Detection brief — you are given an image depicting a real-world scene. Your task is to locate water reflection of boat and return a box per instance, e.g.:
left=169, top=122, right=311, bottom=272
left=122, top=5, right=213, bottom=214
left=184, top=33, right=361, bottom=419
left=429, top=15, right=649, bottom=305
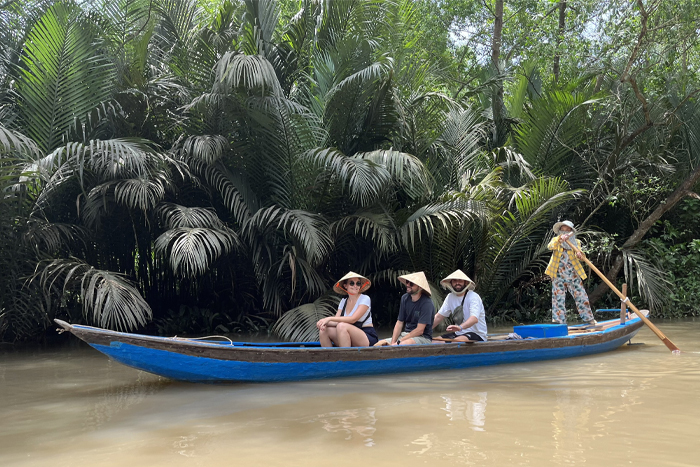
left=313, top=407, right=377, bottom=446
left=441, top=391, right=488, bottom=430
left=54, top=316, right=644, bottom=384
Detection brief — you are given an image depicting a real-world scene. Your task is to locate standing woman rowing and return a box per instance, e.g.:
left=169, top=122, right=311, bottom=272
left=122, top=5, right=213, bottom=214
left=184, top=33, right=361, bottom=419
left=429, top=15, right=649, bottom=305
left=316, top=272, right=379, bottom=347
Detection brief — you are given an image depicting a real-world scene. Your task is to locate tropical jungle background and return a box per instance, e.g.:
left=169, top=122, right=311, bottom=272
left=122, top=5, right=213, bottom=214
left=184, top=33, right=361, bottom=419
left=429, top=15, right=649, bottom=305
left=1, top=0, right=699, bottom=342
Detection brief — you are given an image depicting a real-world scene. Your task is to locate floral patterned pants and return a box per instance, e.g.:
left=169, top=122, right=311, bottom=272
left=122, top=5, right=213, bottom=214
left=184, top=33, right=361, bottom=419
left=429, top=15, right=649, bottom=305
left=551, top=252, right=594, bottom=324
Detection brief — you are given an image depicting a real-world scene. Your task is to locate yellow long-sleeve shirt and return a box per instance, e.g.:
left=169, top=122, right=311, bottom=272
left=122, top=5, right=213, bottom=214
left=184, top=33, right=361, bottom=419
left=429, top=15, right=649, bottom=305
left=545, top=236, right=587, bottom=280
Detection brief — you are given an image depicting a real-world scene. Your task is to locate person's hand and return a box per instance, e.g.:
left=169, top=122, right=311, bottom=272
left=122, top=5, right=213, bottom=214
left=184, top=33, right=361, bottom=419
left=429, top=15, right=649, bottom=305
left=316, top=317, right=329, bottom=330
left=446, top=325, right=462, bottom=332
left=575, top=251, right=585, bottom=260
left=390, top=341, right=399, bottom=346
left=559, top=233, right=571, bottom=243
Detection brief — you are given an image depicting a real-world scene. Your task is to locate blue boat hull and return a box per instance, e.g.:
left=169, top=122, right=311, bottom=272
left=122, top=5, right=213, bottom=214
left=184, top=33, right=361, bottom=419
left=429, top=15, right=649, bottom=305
left=55, top=318, right=643, bottom=383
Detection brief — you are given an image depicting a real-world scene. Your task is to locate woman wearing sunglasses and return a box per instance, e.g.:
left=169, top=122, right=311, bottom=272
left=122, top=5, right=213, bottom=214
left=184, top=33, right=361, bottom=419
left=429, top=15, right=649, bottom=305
left=316, top=272, right=378, bottom=347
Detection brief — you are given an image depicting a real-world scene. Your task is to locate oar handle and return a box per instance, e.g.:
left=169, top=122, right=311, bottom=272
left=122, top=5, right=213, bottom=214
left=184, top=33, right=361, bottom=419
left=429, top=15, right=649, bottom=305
left=563, top=238, right=680, bottom=353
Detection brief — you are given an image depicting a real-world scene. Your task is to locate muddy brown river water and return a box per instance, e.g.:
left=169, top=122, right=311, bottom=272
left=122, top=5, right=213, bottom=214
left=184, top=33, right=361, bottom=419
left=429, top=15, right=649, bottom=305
left=1, top=320, right=699, bottom=466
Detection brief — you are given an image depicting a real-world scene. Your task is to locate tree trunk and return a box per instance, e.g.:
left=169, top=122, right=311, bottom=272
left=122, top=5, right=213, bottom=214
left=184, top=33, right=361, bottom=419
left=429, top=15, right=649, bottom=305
left=588, top=163, right=700, bottom=303
left=553, top=1, right=566, bottom=83
left=491, top=0, right=505, bottom=143
left=491, top=0, right=503, bottom=66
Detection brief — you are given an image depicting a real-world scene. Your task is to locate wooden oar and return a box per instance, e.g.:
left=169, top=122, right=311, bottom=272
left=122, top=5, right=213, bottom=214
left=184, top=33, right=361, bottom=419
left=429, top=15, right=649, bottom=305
left=568, top=320, right=625, bottom=333
left=564, top=239, right=680, bottom=353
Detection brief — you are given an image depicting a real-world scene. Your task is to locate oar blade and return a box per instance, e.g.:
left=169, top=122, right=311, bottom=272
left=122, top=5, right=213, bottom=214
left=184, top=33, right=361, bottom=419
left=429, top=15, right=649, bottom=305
left=662, top=337, right=681, bottom=353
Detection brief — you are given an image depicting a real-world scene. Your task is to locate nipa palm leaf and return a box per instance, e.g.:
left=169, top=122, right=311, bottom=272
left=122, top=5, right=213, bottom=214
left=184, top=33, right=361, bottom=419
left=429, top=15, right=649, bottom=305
left=154, top=227, right=239, bottom=277
left=37, top=258, right=152, bottom=331
left=271, top=295, right=337, bottom=342
left=16, top=2, right=115, bottom=153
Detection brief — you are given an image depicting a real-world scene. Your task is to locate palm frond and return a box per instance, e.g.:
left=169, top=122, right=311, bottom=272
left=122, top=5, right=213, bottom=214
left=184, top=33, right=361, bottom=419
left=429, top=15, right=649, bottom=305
left=156, top=202, right=226, bottom=229
left=181, top=157, right=254, bottom=224
left=274, top=0, right=317, bottom=92
left=179, top=134, right=229, bottom=164
left=28, top=155, right=80, bottom=217
left=330, top=208, right=397, bottom=255
left=399, top=198, right=482, bottom=251
left=276, top=246, right=328, bottom=298
left=79, top=181, right=116, bottom=229
left=357, top=149, right=432, bottom=200
left=153, top=0, right=215, bottom=89
left=428, top=106, right=488, bottom=192
left=243, top=206, right=332, bottom=265
left=16, top=2, right=115, bottom=152
left=64, top=101, right=124, bottom=144
left=98, top=0, right=153, bottom=52
left=622, top=248, right=671, bottom=310
left=244, top=96, right=322, bottom=208
left=214, top=52, right=283, bottom=96
left=37, top=258, right=152, bottom=331
left=48, top=137, right=160, bottom=181
left=24, top=220, right=87, bottom=254
left=0, top=123, right=41, bottom=157
left=329, top=55, right=392, bottom=97
left=238, top=0, right=280, bottom=56
left=489, top=146, right=535, bottom=183
left=154, top=227, right=239, bottom=277
left=317, top=0, right=389, bottom=50
left=114, top=177, right=165, bottom=212
left=0, top=267, right=51, bottom=342
left=321, top=54, right=393, bottom=151
left=507, top=61, right=541, bottom=121
left=304, top=147, right=390, bottom=205
left=271, top=295, right=337, bottom=342
left=438, top=107, right=486, bottom=171
left=514, top=90, right=603, bottom=186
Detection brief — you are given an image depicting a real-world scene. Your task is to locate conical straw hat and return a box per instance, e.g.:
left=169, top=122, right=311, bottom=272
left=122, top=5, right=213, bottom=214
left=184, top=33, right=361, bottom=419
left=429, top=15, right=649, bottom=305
left=440, top=269, right=476, bottom=294
left=398, top=271, right=431, bottom=296
left=333, top=271, right=371, bottom=295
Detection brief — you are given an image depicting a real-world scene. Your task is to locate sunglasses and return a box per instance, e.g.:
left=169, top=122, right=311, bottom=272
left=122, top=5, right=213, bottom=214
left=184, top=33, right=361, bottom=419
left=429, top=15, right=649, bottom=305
left=405, top=281, right=415, bottom=287
left=346, top=280, right=362, bottom=287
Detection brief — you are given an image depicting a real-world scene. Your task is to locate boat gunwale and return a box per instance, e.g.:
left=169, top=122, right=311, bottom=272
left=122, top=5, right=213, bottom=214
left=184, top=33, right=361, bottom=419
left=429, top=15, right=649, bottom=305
left=55, top=318, right=644, bottom=364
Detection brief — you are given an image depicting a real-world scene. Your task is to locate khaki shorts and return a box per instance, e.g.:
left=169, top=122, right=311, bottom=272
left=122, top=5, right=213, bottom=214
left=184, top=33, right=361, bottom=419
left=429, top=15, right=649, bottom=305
left=381, top=331, right=432, bottom=345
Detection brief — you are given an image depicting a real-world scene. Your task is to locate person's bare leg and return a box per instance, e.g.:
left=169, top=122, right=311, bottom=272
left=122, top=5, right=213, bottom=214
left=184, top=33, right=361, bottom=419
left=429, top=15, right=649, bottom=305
left=319, top=328, right=332, bottom=347
left=319, top=326, right=338, bottom=347
left=453, top=335, right=472, bottom=342
left=334, top=324, right=350, bottom=347
left=336, top=323, right=369, bottom=347
left=346, top=324, right=370, bottom=347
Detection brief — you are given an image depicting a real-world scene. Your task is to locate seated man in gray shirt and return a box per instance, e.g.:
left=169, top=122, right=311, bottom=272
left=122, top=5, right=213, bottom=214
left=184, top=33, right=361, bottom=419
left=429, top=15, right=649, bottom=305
left=376, top=271, right=434, bottom=346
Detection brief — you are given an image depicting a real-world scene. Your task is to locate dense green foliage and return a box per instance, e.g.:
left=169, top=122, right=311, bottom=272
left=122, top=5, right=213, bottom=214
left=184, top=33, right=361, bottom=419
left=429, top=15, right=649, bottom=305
left=644, top=199, right=700, bottom=318
left=1, top=0, right=699, bottom=342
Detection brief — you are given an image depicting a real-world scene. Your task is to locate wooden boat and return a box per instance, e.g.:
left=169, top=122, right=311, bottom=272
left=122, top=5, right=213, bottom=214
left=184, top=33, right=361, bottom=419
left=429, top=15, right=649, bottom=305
left=54, top=315, right=644, bottom=384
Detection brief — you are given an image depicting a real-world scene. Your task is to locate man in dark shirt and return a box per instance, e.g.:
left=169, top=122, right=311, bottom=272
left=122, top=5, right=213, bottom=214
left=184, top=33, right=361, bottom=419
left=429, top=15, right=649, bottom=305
left=384, top=272, right=434, bottom=345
